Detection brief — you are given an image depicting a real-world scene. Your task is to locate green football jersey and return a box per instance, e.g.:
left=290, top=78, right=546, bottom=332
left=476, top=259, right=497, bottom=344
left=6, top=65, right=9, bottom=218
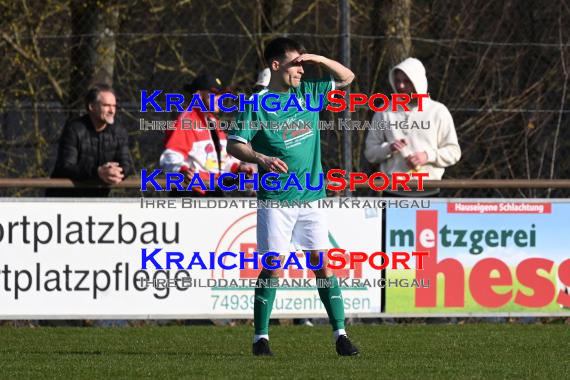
left=229, top=77, right=334, bottom=201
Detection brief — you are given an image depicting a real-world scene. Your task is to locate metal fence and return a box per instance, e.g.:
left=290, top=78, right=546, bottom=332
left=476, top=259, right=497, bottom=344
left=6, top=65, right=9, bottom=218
left=1, top=0, right=569, bottom=198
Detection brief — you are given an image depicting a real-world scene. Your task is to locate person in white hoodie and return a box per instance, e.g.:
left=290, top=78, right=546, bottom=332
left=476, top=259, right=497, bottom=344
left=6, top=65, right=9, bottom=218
left=364, top=57, right=461, bottom=196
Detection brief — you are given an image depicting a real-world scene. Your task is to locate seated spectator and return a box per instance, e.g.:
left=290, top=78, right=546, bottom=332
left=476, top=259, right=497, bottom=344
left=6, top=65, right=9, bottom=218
left=46, top=83, right=134, bottom=197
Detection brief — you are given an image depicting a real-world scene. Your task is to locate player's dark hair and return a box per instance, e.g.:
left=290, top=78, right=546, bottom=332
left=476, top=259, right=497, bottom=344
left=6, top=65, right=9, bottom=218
left=264, top=37, right=307, bottom=65
left=85, top=83, right=115, bottom=111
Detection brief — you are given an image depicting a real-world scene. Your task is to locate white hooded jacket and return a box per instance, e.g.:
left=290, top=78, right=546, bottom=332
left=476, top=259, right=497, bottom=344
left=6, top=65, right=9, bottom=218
left=364, top=58, right=461, bottom=182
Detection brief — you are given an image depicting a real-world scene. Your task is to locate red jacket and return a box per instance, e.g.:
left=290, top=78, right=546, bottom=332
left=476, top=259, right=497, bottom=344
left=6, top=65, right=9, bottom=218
left=159, top=109, right=240, bottom=177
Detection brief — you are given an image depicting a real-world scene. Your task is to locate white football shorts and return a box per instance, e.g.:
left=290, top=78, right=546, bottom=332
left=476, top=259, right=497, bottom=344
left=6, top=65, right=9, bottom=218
left=256, top=206, right=329, bottom=256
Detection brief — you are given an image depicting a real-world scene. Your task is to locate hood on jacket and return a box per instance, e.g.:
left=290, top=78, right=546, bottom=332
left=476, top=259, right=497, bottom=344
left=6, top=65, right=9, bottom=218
left=389, top=57, right=428, bottom=95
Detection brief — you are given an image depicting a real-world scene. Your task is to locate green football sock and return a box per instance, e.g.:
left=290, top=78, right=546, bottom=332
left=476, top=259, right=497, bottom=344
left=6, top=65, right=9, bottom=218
left=253, top=272, right=278, bottom=335
left=317, top=275, right=346, bottom=331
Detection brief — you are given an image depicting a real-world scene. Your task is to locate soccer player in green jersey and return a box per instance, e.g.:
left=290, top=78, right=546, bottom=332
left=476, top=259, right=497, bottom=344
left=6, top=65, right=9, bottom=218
left=227, top=37, right=358, bottom=356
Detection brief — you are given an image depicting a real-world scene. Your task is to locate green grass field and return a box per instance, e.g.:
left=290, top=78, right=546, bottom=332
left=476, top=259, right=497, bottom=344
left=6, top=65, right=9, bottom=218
left=0, top=324, right=568, bottom=379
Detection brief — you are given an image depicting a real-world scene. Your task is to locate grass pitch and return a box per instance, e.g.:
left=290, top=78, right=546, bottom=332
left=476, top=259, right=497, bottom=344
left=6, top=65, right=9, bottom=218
left=0, top=324, right=568, bottom=379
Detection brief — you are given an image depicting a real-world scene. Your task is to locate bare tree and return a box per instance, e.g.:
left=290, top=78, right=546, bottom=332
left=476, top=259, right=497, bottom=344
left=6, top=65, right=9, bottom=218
left=69, top=0, right=119, bottom=114
left=384, top=0, right=413, bottom=66
left=0, top=0, right=568, bottom=198
left=262, top=0, right=294, bottom=34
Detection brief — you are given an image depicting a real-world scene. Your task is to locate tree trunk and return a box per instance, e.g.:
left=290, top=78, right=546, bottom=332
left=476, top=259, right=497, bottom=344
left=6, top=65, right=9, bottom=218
left=69, top=0, right=119, bottom=115
left=384, top=0, right=413, bottom=67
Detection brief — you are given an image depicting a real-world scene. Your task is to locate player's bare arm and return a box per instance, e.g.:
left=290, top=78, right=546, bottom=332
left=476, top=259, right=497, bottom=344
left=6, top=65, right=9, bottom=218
left=292, top=53, right=355, bottom=89
left=227, top=140, right=288, bottom=173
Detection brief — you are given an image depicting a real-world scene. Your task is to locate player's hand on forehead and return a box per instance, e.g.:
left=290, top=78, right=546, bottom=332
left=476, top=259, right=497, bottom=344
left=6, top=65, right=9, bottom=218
left=291, top=53, right=324, bottom=65
left=281, top=52, right=303, bottom=68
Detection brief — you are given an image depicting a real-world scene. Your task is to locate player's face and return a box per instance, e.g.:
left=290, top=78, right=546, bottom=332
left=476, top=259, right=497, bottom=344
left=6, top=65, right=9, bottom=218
left=91, top=91, right=116, bottom=125
left=393, top=69, right=416, bottom=96
left=279, top=51, right=304, bottom=88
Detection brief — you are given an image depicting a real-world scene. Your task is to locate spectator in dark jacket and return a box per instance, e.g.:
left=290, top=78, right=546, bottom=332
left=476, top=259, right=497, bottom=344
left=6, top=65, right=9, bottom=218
left=46, top=84, right=134, bottom=197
